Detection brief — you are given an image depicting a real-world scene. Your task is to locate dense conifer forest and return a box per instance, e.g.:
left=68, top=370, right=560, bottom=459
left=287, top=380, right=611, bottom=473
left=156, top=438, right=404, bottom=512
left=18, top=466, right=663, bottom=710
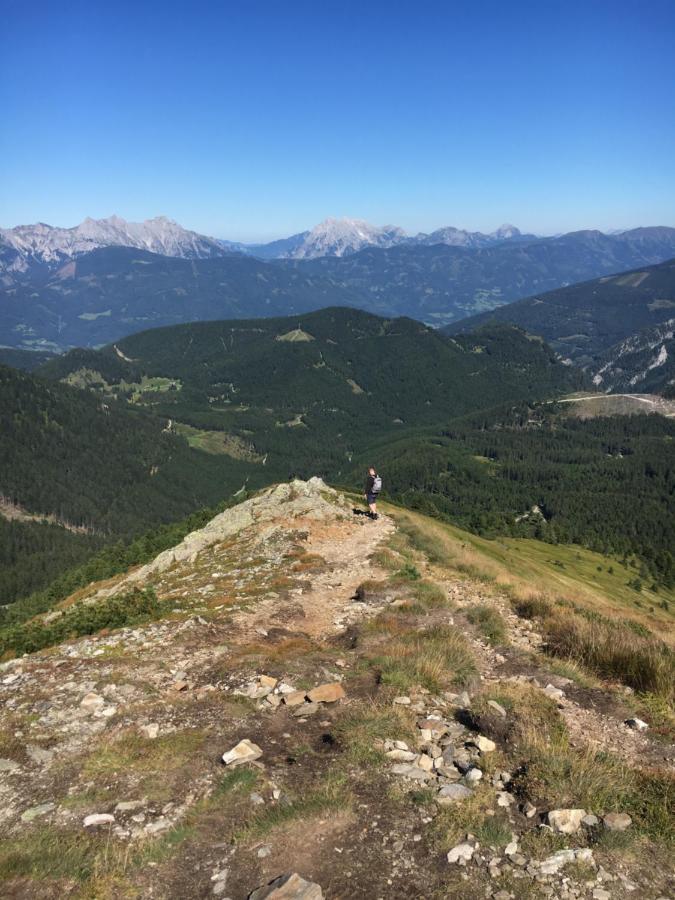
left=1, top=307, right=672, bottom=612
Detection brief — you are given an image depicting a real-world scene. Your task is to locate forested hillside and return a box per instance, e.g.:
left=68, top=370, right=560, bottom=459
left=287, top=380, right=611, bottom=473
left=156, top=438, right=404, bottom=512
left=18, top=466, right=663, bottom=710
left=365, top=403, right=675, bottom=588
left=40, top=308, right=583, bottom=477
left=0, top=364, right=269, bottom=604
left=446, top=257, right=675, bottom=372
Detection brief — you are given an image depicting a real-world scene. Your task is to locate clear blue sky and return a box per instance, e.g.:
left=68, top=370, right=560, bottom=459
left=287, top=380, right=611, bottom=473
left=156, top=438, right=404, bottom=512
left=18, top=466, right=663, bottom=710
left=2, top=0, right=674, bottom=241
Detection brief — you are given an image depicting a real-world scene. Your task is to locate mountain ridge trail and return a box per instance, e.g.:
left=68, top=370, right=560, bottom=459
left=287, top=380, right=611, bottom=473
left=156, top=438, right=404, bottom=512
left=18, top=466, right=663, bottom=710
left=1, top=479, right=673, bottom=899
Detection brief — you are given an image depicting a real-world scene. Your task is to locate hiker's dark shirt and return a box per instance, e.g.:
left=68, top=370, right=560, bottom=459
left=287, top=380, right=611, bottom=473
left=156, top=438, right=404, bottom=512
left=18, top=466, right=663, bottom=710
left=365, top=474, right=375, bottom=494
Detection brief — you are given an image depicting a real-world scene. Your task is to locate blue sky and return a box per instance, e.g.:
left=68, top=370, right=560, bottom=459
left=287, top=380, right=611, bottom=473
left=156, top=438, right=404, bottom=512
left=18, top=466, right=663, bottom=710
left=2, top=0, right=674, bottom=241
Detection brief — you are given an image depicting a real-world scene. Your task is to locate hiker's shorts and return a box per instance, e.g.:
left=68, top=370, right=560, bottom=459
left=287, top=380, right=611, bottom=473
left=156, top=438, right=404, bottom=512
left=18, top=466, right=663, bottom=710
left=366, top=492, right=378, bottom=504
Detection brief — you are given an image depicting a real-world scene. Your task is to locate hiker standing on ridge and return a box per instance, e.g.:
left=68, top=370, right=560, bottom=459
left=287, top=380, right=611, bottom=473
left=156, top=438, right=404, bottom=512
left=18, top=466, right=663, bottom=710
left=364, top=466, right=382, bottom=520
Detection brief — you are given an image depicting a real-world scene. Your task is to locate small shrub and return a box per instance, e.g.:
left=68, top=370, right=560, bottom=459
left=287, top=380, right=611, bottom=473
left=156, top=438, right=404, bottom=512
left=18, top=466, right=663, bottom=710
left=512, top=594, right=552, bottom=620
left=395, top=562, right=421, bottom=581
left=0, top=588, right=166, bottom=657
left=465, top=604, right=507, bottom=645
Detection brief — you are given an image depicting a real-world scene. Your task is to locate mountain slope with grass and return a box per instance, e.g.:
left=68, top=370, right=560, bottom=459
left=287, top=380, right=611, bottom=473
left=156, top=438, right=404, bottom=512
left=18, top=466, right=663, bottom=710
left=0, top=479, right=672, bottom=900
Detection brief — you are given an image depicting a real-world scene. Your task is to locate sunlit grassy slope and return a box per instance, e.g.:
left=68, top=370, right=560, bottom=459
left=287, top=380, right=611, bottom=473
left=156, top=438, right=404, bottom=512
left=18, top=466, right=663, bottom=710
left=382, top=502, right=675, bottom=641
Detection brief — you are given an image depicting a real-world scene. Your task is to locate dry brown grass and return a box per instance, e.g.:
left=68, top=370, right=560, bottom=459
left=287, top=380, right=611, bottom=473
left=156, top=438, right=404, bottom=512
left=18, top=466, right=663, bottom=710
left=513, top=596, right=675, bottom=703
left=370, top=624, right=476, bottom=693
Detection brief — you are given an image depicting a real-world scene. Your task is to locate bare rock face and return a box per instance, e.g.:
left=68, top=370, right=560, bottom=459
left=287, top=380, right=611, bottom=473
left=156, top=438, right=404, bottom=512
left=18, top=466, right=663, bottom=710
left=548, top=808, right=586, bottom=834
left=248, top=871, right=323, bottom=899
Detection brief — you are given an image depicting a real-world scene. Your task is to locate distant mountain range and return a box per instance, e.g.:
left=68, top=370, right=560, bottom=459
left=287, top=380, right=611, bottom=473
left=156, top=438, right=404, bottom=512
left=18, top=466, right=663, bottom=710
left=2, top=214, right=675, bottom=352
left=445, top=257, right=675, bottom=397
left=0, top=216, right=229, bottom=274
left=0, top=215, right=536, bottom=271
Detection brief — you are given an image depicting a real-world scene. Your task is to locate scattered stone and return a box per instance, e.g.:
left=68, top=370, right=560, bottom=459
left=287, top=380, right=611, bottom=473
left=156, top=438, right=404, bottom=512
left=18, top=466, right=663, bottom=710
left=496, top=792, right=514, bottom=807
left=456, top=691, right=471, bottom=708
left=487, top=700, right=507, bottom=717
left=307, top=683, right=345, bottom=703
left=259, top=675, right=277, bottom=689
left=222, top=739, right=263, bottom=767
left=385, top=749, right=417, bottom=763
left=293, top=702, right=321, bottom=717
left=470, top=735, right=496, bottom=753
left=603, top=812, right=632, bottom=831
left=141, top=723, right=160, bottom=739
left=548, top=808, right=586, bottom=834
left=115, top=800, right=146, bottom=812
left=21, top=802, right=56, bottom=822
left=437, top=784, right=473, bottom=804
left=80, top=692, right=105, bottom=712
left=393, top=696, right=411, bottom=706
left=0, top=758, right=21, bottom=773
left=248, top=871, right=323, bottom=899
left=446, top=841, right=476, bottom=865
left=523, top=801, right=537, bottom=818
left=391, top=764, right=432, bottom=781
left=170, top=680, right=189, bottom=692
left=283, top=691, right=307, bottom=707
left=26, top=745, right=54, bottom=766
left=83, top=813, right=115, bottom=828
left=625, top=717, right=648, bottom=731
left=582, top=814, right=600, bottom=827
left=592, top=890, right=611, bottom=900
left=544, top=684, right=564, bottom=700
left=465, top=768, right=483, bottom=784
left=257, top=845, right=272, bottom=858
left=538, top=847, right=593, bottom=876
left=417, top=754, right=434, bottom=772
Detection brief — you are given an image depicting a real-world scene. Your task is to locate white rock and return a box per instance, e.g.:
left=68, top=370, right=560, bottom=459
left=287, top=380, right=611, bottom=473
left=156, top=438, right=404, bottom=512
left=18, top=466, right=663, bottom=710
left=141, top=723, right=160, bottom=739
left=385, top=749, right=416, bottom=762
left=222, top=739, right=263, bottom=767
left=447, top=841, right=476, bottom=865
left=470, top=735, right=496, bottom=753
left=80, top=692, right=105, bottom=712
left=544, top=683, right=565, bottom=700
left=83, top=813, right=115, bottom=827
left=548, top=808, right=586, bottom=834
